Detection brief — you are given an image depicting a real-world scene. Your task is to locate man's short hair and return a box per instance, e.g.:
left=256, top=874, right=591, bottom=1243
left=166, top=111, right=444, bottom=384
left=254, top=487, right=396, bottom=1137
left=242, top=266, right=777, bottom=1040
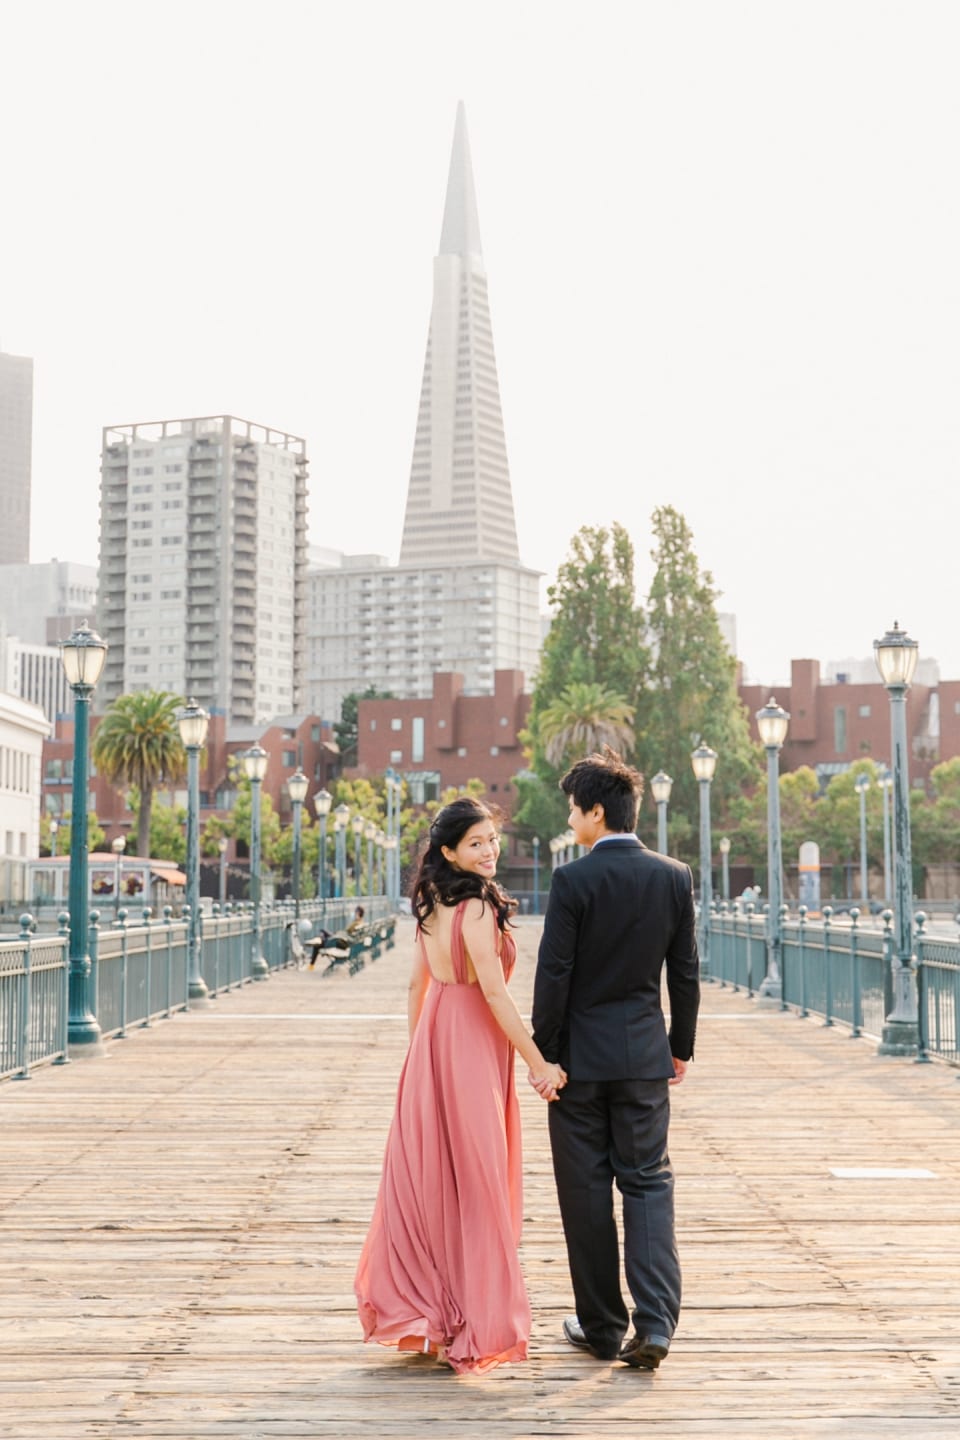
left=560, top=748, right=644, bottom=833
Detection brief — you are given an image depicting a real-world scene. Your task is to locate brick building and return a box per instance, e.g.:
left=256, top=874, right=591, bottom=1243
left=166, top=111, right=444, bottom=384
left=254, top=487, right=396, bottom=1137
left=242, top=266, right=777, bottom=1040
left=354, top=669, right=530, bottom=814
left=739, top=658, right=942, bottom=784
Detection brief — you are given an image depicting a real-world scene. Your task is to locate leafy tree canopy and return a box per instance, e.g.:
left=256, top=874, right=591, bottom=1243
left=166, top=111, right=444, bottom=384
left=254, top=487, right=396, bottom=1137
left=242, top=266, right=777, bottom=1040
left=92, top=691, right=186, bottom=858
left=333, top=687, right=394, bottom=767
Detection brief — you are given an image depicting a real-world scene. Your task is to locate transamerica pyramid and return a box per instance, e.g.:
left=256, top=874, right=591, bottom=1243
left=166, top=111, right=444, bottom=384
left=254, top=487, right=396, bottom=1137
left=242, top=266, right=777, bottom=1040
left=399, top=103, right=521, bottom=566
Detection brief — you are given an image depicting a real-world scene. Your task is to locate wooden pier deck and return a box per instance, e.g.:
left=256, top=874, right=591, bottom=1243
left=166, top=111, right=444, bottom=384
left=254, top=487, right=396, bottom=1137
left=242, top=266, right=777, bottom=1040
left=3, top=919, right=960, bottom=1439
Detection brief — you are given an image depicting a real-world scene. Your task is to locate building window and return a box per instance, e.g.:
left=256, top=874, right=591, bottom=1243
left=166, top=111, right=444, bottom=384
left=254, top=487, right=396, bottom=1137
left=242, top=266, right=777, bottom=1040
left=391, top=718, right=403, bottom=731
left=500, top=716, right=509, bottom=726
left=369, top=719, right=377, bottom=731
left=457, top=747, right=467, bottom=758
left=834, top=706, right=847, bottom=754
left=282, top=750, right=296, bottom=767
left=311, top=725, right=320, bottom=742
left=390, top=749, right=403, bottom=764
left=490, top=746, right=499, bottom=757
left=412, top=717, right=425, bottom=763
left=858, top=705, right=871, bottom=718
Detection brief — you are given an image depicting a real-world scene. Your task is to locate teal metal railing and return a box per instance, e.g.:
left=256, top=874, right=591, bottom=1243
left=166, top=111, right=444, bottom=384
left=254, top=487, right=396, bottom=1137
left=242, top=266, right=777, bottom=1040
left=710, top=901, right=960, bottom=1064
left=0, top=914, right=69, bottom=1079
left=1, top=895, right=395, bottom=1076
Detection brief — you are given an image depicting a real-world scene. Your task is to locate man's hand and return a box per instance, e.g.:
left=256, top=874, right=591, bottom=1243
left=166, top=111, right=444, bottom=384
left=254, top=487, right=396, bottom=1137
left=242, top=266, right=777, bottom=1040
left=669, top=1057, right=687, bottom=1086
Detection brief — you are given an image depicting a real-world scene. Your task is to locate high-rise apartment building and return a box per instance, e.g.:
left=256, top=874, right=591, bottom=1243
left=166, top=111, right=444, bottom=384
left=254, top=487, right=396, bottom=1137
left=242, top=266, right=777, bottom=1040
left=307, top=105, right=540, bottom=721
left=0, top=350, right=33, bottom=564
left=97, top=415, right=308, bottom=723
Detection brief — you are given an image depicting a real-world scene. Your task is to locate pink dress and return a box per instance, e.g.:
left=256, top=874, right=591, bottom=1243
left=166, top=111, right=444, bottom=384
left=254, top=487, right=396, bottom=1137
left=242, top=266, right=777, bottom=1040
left=355, top=902, right=530, bottom=1374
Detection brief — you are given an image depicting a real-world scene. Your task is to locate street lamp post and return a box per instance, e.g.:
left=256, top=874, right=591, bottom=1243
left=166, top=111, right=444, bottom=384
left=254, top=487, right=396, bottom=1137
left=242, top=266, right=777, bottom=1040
left=60, top=620, right=108, bottom=1054
left=178, top=698, right=210, bottom=1006
left=287, top=769, right=308, bottom=921
left=549, top=836, right=562, bottom=872
left=532, top=835, right=541, bottom=916
left=756, top=698, right=790, bottom=1003
left=352, top=811, right=365, bottom=896
left=855, top=772, right=870, bottom=907
left=691, top=743, right=718, bottom=978
left=218, top=836, right=228, bottom=907
left=374, top=829, right=385, bottom=895
left=564, top=828, right=576, bottom=865
left=650, top=771, right=673, bottom=855
left=49, top=819, right=59, bottom=857
left=880, top=768, right=893, bottom=905
left=334, top=803, right=350, bottom=899
left=242, top=744, right=269, bottom=980
left=313, top=788, right=332, bottom=909
left=385, top=834, right=398, bottom=907
left=874, top=622, right=920, bottom=1055
left=719, top=836, right=731, bottom=902
left=111, top=834, right=126, bottom=920
left=365, top=820, right=376, bottom=898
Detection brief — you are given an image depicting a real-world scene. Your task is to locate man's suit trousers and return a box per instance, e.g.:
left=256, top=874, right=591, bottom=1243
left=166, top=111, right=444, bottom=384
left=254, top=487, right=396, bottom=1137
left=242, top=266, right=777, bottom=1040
left=547, top=1077, right=681, bottom=1354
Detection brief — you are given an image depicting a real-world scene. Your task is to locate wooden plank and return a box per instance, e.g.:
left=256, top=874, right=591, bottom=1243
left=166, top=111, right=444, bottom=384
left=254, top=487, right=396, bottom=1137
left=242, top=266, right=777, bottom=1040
left=1, top=919, right=960, bottom=1437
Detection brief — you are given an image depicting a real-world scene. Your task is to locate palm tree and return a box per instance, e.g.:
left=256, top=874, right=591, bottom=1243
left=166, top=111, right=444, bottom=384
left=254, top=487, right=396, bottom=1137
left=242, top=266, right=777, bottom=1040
left=92, top=691, right=187, bottom=858
left=538, top=682, right=636, bottom=769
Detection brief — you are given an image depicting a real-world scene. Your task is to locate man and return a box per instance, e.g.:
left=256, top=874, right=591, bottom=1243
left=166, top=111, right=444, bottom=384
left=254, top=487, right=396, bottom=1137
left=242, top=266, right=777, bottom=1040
left=531, top=748, right=700, bottom=1370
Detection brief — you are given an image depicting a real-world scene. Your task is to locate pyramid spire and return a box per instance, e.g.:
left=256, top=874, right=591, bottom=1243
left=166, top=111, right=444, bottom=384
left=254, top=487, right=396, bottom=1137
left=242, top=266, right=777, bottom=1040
left=439, top=101, right=483, bottom=259
left=399, top=106, right=519, bottom=567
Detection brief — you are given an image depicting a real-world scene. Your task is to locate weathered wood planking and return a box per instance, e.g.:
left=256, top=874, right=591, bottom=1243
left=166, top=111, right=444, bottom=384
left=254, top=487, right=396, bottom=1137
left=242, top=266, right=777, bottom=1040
left=2, top=919, right=960, bottom=1438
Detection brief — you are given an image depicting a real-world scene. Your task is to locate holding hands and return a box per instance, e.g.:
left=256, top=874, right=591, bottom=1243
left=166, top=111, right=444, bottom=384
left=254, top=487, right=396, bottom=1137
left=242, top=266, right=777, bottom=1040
left=527, top=1061, right=567, bottom=1103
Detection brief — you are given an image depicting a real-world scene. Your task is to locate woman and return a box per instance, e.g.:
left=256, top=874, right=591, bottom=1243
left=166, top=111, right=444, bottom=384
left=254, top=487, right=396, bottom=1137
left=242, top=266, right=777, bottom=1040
left=355, top=797, right=566, bottom=1374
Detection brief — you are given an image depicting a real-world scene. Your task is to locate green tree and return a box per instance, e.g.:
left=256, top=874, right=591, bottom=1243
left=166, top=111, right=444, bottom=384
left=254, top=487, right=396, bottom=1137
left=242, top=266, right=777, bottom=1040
left=634, top=506, right=757, bottom=842
left=92, top=691, right=186, bottom=858
left=538, top=682, right=635, bottom=769
left=911, top=758, right=960, bottom=866
left=43, top=811, right=105, bottom=856
left=517, top=523, right=648, bottom=840
left=333, top=687, right=394, bottom=767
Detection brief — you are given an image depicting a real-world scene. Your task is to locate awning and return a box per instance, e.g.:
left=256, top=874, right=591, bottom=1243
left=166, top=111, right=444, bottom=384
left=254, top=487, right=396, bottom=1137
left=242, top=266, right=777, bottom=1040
left=150, top=867, right=186, bottom=887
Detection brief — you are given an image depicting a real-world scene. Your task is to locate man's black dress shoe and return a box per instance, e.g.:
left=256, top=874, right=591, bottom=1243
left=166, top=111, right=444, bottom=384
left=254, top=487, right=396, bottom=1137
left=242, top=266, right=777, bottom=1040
left=619, top=1332, right=670, bottom=1370
left=562, top=1316, right=621, bottom=1362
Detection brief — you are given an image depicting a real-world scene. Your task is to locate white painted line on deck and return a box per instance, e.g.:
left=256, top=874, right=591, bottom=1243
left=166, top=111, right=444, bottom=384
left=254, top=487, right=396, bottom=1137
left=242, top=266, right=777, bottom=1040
left=199, top=1013, right=407, bottom=1021
left=829, top=1167, right=938, bottom=1179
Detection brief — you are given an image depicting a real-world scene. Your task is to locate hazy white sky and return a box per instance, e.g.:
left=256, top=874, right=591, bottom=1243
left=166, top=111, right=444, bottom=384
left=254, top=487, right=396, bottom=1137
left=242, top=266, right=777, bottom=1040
left=2, top=0, right=957, bottom=686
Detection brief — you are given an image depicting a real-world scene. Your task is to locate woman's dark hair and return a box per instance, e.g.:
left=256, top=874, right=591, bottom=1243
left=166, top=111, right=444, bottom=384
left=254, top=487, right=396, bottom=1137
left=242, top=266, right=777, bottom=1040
left=560, top=747, right=643, bottom=832
left=411, top=796, right=516, bottom=932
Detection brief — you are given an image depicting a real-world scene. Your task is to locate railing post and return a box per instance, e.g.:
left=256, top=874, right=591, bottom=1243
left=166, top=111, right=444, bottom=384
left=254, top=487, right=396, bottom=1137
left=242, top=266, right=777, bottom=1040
left=914, top=911, right=931, bottom=1063
left=797, top=905, right=808, bottom=1018
left=163, top=905, right=174, bottom=1017
left=850, top=906, right=862, bottom=1037
left=778, top=903, right=790, bottom=1010
left=14, top=913, right=34, bottom=1080
left=117, top=908, right=129, bottom=1039
left=210, top=903, right=221, bottom=997
left=53, top=911, right=70, bottom=1063
left=89, top=910, right=101, bottom=1025
left=822, top=905, right=834, bottom=1026
left=142, top=907, right=153, bottom=1027
left=879, top=908, right=894, bottom=1047
left=745, top=900, right=755, bottom=996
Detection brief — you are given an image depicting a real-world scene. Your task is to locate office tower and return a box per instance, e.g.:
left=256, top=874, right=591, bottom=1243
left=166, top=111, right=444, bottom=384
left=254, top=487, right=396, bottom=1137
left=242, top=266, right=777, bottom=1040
left=97, top=415, right=308, bottom=723
left=0, top=350, right=33, bottom=564
left=399, top=102, right=520, bottom=567
left=307, top=105, right=540, bottom=721
left=0, top=559, right=97, bottom=647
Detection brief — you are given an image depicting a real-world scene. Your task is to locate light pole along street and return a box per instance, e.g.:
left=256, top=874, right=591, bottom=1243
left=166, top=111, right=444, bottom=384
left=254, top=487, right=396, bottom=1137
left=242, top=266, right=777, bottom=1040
left=690, top=743, right=717, bottom=979
left=287, top=769, right=309, bottom=922
left=650, top=770, right=672, bottom=856
left=242, top=744, right=269, bottom=980
left=756, top=697, right=790, bottom=1004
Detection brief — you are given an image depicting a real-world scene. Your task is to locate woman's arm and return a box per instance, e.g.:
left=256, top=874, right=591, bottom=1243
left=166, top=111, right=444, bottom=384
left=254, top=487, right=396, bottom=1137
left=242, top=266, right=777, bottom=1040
left=461, top=901, right=566, bottom=1099
left=407, top=943, right=431, bottom=1042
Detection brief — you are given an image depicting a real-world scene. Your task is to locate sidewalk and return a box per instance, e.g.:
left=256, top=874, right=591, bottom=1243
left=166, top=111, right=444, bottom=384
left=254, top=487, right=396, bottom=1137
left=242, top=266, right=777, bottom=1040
left=2, top=919, right=960, bottom=1438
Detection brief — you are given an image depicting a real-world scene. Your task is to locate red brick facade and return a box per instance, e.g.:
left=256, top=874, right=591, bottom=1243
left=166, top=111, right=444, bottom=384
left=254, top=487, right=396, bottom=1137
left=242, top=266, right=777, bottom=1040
left=740, top=659, right=940, bottom=782
left=353, top=670, right=531, bottom=814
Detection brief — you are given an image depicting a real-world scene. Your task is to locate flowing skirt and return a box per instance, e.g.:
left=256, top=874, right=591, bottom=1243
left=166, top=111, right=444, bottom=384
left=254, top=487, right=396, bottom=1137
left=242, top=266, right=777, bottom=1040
left=355, top=979, right=530, bottom=1373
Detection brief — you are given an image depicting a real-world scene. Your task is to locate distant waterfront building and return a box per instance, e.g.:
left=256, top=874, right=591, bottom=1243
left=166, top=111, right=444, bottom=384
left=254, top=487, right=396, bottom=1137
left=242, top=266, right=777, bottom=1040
left=0, top=636, right=71, bottom=732
left=0, top=349, right=33, bottom=564
left=97, top=415, right=308, bottom=723
left=306, top=104, right=540, bottom=721
left=0, top=558, right=97, bottom=647
left=0, top=691, right=49, bottom=882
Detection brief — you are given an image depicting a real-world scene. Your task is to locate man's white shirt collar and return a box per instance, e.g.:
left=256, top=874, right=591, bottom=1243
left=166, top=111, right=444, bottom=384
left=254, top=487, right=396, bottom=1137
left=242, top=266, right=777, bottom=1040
left=591, top=833, right=640, bottom=847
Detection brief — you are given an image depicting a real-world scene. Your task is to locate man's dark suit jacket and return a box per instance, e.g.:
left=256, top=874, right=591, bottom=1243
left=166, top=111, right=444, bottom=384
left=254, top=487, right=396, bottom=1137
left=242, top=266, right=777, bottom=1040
left=532, top=837, right=700, bottom=1082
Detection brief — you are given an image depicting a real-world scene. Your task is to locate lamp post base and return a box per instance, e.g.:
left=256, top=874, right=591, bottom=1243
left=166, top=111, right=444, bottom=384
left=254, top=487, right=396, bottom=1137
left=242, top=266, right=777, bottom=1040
left=877, top=1019, right=919, bottom=1057
left=251, top=953, right=269, bottom=981
left=188, top=977, right=211, bottom=1008
left=755, top=975, right=783, bottom=1007
left=67, top=1020, right=105, bottom=1058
